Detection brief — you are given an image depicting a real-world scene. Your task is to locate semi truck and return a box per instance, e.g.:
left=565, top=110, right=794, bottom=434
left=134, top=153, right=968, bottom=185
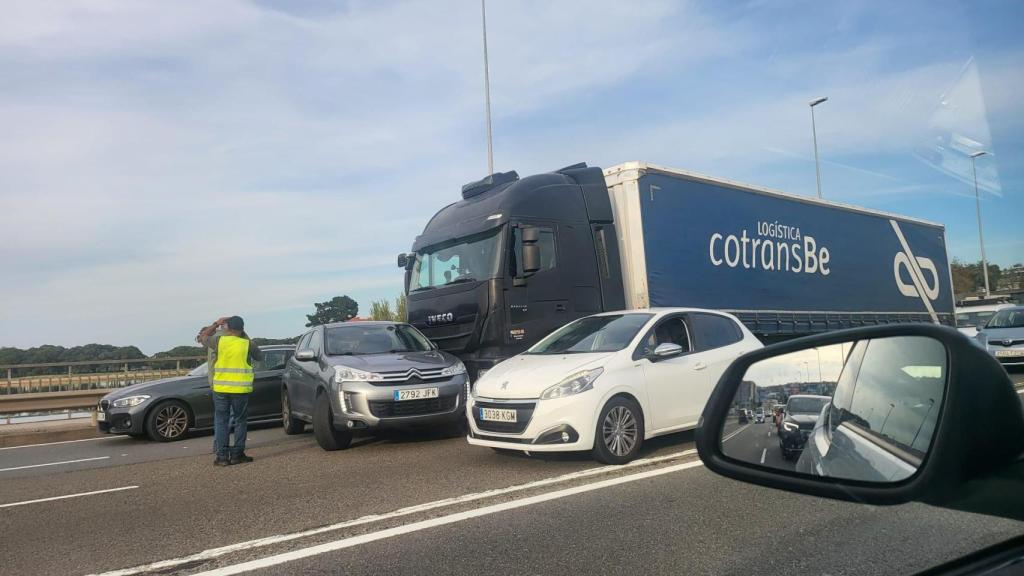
left=397, top=161, right=954, bottom=380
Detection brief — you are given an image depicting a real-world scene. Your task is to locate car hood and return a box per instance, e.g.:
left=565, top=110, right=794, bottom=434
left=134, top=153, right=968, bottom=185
left=474, top=352, right=613, bottom=399
left=980, top=327, right=1024, bottom=341
left=323, top=350, right=457, bottom=372
left=102, top=374, right=207, bottom=401
left=786, top=413, right=820, bottom=426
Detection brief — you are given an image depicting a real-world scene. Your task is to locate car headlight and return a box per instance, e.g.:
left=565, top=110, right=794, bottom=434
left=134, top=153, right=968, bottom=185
left=782, top=421, right=799, bottom=431
left=540, top=368, right=603, bottom=400
left=441, top=361, right=467, bottom=377
left=334, top=366, right=383, bottom=383
left=112, top=395, right=150, bottom=408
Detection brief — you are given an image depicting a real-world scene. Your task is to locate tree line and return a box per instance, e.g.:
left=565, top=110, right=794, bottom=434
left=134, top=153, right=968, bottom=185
left=951, top=260, right=1024, bottom=298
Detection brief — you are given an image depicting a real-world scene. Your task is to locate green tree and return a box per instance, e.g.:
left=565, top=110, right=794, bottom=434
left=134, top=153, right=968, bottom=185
left=395, top=293, right=407, bottom=322
left=369, top=298, right=395, bottom=321
left=305, top=295, right=359, bottom=327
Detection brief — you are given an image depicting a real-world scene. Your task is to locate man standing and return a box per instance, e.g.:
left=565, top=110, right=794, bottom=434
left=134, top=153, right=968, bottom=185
left=196, top=316, right=262, bottom=466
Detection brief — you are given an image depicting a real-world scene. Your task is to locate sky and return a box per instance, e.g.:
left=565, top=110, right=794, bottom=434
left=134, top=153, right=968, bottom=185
left=1, top=0, right=1022, bottom=354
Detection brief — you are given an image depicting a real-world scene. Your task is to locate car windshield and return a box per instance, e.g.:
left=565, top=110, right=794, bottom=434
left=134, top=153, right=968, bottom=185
left=325, top=324, right=433, bottom=356
left=956, top=311, right=997, bottom=327
left=787, top=397, right=829, bottom=415
left=985, top=309, right=1024, bottom=329
left=187, top=363, right=208, bottom=377
left=410, top=230, right=502, bottom=291
left=527, top=314, right=652, bottom=355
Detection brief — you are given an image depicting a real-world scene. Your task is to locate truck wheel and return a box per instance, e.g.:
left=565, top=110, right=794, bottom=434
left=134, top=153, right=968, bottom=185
left=145, top=400, right=191, bottom=442
left=592, top=397, right=644, bottom=465
left=314, top=393, right=352, bottom=451
left=281, top=388, right=305, bottom=435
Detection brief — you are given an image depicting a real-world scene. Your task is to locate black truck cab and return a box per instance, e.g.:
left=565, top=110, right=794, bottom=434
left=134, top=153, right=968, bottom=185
left=398, top=163, right=625, bottom=380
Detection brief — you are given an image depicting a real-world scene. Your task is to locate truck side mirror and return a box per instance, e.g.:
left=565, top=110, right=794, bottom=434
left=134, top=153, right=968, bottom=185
left=397, top=253, right=408, bottom=268
left=520, top=225, right=541, bottom=277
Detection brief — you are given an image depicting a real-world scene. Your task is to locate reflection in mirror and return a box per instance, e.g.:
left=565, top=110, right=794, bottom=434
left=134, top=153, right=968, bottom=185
left=720, top=336, right=946, bottom=483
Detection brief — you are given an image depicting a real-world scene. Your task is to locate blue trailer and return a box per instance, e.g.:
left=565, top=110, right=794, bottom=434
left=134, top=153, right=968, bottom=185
left=400, top=161, right=954, bottom=378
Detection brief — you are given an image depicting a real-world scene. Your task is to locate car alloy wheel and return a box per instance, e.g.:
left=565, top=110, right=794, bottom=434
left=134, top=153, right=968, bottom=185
left=155, top=404, right=188, bottom=439
left=602, top=405, right=638, bottom=457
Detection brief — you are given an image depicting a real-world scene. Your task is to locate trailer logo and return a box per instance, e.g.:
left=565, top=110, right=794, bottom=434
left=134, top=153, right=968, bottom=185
left=426, top=312, right=455, bottom=326
left=890, top=220, right=939, bottom=323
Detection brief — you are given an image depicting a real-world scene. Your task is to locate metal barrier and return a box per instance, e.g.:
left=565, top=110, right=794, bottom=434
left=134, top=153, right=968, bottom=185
left=0, top=356, right=205, bottom=416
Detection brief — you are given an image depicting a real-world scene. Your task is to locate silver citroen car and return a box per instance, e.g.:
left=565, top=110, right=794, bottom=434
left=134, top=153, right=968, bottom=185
left=281, top=321, right=469, bottom=450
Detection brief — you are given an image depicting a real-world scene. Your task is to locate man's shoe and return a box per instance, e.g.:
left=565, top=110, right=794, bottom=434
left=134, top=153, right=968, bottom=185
left=229, top=453, right=254, bottom=465
left=214, top=457, right=230, bottom=467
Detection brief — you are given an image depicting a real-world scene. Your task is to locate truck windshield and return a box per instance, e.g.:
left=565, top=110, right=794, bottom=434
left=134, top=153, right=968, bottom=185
left=325, top=324, right=433, bottom=355
left=410, top=229, right=502, bottom=291
left=527, top=314, right=653, bottom=355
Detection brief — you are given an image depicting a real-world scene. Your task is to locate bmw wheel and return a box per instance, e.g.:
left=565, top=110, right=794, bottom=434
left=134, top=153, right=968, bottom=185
left=592, top=397, right=644, bottom=465
left=145, top=400, right=191, bottom=442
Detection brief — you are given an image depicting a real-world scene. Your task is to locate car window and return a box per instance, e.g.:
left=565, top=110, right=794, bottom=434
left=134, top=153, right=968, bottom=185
left=689, top=313, right=742, bottom=351
left=829, top=341, right=868, bottom=434
left=836, top=337, right=946, bottom=455
left=256, top=350, right=289, bottom=371
left=637, top=316, right=691, bottom=357
left=296, top=332, right=313, bottom=353
left=309, top=329, right=322, bottom=356
left=528, top=314, right=653, bottom=354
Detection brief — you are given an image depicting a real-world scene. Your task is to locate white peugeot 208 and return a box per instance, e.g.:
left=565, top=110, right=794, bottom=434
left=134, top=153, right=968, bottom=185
left=466, top=308, right=762, bottom=464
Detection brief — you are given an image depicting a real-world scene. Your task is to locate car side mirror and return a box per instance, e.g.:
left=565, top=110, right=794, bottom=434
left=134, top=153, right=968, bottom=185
left=695, top=324, right=1024, bottom=516
left=650, top=343, right=683, bottom=360
left=294, top=349, right=315, bottom=362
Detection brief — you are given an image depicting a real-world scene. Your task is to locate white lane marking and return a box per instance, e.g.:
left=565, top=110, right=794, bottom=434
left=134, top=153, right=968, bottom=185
left=760, top=448, right=767, bottom=464
left=89, top=448, right=697, bottom=576
left=0, top=456, right=109, bottom=472
left=721, top=424, right=749, bottom=443
left=0, top=486, right=138, bottom=509
left=191, top=460, right=706, bottom=576
left=0, top=436, right=116, bottom=451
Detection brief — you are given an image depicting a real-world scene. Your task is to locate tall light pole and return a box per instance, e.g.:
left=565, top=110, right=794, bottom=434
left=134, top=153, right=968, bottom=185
left=809, top=96, right=828, bottom=199
left=970, top=150, right=990, bottom=296
left=481, top=0, right=494, bottom=175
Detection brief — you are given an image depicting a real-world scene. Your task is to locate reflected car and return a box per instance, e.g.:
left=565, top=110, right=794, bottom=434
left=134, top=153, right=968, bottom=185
left=755, top=409, right=765, bottom=423
left=282, top=321, right=469, bottom=451
left=97, top=345, right=295, bottom=441
left=795, top=336, right=947, bottom=481
left=778, top=394, right=830, bottom=460
left=973, top=306, right=1024, bottom=367
left=467, top=308, right=761, bottom=464
left=738, top=408, right=749, bottom=424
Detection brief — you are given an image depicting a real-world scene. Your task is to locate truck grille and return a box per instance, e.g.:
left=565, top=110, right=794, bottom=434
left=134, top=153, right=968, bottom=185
left=472, top=400, right=535, bottom=434
left=368, top=395, right=457, bottom=418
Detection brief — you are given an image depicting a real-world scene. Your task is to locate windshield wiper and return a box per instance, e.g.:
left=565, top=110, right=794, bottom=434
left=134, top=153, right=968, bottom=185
left=444, top=277, right=477, bottom=286
left=410, top=286, right=437, bottom=293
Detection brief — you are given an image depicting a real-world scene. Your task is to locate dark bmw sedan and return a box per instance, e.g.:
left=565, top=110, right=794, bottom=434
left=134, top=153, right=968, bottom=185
left=282, top=321, right=468, bottom=451
left=97, top=345, right=295, bottom=441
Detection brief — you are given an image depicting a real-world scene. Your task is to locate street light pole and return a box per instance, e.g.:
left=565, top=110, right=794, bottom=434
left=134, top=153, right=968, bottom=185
left=809, top=96, right=828, bottom=199
left=970, top=150, right=990, bottom=296
left=481, top=0, right=494, bottom=176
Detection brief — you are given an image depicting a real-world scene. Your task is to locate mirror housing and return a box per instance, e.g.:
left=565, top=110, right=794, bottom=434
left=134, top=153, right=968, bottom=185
left=294, top=349, right=316, bottom=362
left=397, top=253, right=408, bottom=268
left=696, top=324, right=1024, bottom=511
left=651, top=342, right=683, bottom=360
left=520, top=225, right=541, bottom=277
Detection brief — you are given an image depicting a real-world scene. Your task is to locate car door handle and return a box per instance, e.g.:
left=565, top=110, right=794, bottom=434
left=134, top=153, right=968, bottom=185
left=694, top=362, right=707, bottom=371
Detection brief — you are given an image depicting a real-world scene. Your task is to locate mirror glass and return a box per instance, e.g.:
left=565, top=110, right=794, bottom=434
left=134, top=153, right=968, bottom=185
left=720, top=336, right=947, bottom=483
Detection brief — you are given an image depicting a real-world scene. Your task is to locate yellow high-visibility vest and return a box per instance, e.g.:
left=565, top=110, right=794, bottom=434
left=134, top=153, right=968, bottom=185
left=212, top=335, right=254, bottom=394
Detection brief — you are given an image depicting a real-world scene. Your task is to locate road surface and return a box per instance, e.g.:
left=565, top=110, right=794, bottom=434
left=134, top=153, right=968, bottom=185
left=1, top=418, right=1022, bottom=576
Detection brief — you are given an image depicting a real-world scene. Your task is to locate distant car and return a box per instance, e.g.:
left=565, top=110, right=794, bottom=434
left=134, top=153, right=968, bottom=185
left=755, top=409, right=765, bottom=423
left=738, top=409, right=749, bottom=424
left=467, top=308, right=763, bottom=464
left=97, top=345, right=295, bottom=441
left=282, top=321, right=469, bottom=451
left=778, top=394, right=830, bottom=460
left=973, top=306, right=1024, bottom=367
left=956, top=304, right=1012, bottom=338
left=796, top=336, right=946, bottom=480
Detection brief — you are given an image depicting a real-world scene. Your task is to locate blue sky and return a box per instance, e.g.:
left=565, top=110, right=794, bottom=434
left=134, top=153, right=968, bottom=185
left=1, top=0, right=1021, bottom=353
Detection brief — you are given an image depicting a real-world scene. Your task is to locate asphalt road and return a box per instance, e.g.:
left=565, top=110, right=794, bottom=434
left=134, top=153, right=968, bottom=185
left=1, top=416, right=1022, bottom=576
left=721, top=420, right=796, bottom=472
